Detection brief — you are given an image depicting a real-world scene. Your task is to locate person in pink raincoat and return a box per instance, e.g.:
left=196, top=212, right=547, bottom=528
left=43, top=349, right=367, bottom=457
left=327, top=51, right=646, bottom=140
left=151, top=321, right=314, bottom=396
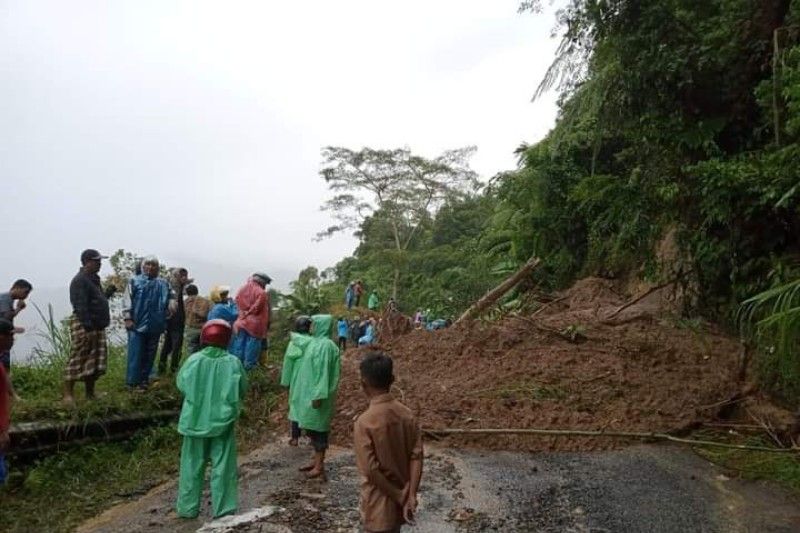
left=231, top=273, right=271, bottom=370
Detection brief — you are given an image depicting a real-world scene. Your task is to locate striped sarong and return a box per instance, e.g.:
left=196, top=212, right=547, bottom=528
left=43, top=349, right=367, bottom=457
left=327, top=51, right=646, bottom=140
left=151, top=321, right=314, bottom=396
left=64, top=315, right=108, bottom=382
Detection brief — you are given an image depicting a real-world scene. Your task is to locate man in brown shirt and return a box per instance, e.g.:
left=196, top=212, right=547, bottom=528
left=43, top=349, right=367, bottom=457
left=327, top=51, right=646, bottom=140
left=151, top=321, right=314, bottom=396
left=183, top=284, right=211, bottom=355
left=354, top=352, right=423, bottom=533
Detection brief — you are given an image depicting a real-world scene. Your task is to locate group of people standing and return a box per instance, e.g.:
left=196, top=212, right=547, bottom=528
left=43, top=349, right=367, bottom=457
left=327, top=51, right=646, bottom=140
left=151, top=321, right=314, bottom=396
left=120, top=256, right=272, bottom=392
left=336, top=315, right=378, bottom=348
left=345, top=280, right=381, bottom=312
left=174, top=309, right=423, bottom=532
left=1, top=253, right=425, bottom=532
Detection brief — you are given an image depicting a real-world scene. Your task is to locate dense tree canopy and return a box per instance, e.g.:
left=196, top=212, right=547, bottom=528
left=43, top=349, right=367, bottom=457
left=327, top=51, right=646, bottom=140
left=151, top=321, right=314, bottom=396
left=296, top=0, right=800, bottom=400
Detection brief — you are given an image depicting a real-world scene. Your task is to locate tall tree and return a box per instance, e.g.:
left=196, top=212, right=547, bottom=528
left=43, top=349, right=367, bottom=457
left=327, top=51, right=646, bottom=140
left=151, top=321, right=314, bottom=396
left=318, top=146, right=479, bottom=299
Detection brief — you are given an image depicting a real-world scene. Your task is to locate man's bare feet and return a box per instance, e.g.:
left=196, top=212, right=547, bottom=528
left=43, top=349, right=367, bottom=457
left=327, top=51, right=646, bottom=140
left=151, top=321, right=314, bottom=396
left=289, top=438, right=298, bottom=447
left=298, top=463, right=315, bottom=472
left=305, top=468, right=327, bottom=481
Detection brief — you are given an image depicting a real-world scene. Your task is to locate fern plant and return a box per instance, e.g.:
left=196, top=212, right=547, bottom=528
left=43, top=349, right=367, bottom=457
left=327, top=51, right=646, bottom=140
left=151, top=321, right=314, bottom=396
left=740, top=278, right=800, bottom=400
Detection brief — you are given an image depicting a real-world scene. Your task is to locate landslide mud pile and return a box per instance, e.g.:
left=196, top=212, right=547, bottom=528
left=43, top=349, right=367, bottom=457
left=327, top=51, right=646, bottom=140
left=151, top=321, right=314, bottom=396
left=331, top=278, right=746, bottom=452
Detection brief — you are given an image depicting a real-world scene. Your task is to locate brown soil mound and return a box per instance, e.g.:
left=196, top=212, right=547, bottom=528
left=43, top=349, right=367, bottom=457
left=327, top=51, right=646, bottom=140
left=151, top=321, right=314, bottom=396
left=331, top=278, right=748, bottom=452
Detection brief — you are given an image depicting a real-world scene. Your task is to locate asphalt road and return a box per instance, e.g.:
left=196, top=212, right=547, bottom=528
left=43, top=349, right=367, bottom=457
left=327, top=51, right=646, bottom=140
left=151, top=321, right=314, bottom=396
left=78, top=440, right=800, bottom=533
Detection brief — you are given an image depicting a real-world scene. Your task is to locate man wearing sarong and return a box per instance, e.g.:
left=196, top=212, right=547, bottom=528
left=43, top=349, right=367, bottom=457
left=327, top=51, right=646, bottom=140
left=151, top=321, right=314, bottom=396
left=124, top=256, right=173, bottom=390
left=231, top=273, right=271, bottom=371
left=290, top=314, right=341, bottom=480
left=63, top=249, right=113, bottom=405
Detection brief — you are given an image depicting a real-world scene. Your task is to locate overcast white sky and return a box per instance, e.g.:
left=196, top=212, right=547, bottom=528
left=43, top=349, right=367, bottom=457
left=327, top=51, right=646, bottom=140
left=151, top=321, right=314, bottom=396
left=1, top=0, right=561, bottom=305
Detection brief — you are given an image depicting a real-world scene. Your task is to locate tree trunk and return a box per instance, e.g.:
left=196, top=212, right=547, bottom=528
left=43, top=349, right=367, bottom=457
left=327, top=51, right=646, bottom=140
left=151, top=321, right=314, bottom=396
left=455, top=257, right=541, bottom=324
left=392, top=267, right=400, bottom=301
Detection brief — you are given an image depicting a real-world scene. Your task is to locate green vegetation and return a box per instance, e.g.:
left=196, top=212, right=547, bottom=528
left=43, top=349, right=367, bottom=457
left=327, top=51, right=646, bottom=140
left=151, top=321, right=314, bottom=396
left=289, top=1, right=800, bottom=405
left=697, top=435, right=800, bottom=494
left=2, top=426, right=181, bottom=533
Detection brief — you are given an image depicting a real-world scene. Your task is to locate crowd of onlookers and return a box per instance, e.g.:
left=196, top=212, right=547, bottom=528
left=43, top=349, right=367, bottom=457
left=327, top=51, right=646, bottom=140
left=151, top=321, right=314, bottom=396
left=1, top=250, right=426, bottom=532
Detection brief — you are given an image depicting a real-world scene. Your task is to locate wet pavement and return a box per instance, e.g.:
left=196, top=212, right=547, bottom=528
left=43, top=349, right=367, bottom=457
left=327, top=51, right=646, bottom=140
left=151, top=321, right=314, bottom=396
left=78, top=439, right=800, bottom=533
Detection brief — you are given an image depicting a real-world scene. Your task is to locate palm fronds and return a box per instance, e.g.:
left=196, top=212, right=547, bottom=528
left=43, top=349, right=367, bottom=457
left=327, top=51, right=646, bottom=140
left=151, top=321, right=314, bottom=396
left=739, top=278, right=800, bottom=399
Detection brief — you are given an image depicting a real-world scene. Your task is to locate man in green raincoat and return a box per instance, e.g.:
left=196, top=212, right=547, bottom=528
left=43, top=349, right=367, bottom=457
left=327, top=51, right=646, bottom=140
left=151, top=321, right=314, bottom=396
left=287, top=314, right=341, bottom=479
left=368, top=290, right=380, bottom=311
left=176, top=319, right=248, bottom=519
left=280, top=315, right=313, bottom=446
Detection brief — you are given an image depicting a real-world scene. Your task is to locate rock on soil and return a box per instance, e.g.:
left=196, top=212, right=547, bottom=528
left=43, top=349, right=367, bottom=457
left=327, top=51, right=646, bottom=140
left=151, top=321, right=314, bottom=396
left=332, top=277, right=748, bottom=452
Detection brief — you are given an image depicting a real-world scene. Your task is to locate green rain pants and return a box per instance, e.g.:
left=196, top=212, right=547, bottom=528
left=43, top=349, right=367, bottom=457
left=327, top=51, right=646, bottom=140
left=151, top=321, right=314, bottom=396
left=176, top=427, right=238, bottom=518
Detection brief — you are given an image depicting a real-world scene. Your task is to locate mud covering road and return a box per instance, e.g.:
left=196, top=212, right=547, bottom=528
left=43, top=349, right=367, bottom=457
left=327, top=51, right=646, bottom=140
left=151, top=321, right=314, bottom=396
left=78, top=438, right=800, bottom=533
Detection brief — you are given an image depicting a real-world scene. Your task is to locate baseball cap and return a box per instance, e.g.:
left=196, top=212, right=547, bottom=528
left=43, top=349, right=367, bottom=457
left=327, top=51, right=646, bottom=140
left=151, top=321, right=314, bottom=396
left=80, top=249, right=108, bottom=263
left=253, top=272, right=272, bottom=284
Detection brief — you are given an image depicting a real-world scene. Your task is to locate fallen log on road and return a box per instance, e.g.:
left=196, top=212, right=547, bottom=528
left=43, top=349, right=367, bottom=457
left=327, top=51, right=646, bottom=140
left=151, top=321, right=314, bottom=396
left=422, top=427, right=798, bottom=454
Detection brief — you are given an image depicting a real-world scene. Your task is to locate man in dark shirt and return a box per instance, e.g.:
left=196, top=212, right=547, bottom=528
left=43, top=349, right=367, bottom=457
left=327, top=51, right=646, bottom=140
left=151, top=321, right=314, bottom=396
left=158, top=267, right=192, bottom=375
left=63, top=249, right=113, bottom=404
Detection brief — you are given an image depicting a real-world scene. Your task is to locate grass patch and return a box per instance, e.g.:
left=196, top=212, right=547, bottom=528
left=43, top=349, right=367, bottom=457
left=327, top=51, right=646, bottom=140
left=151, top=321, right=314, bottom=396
left=694, top=432, right=800, bottom=494
left=1, top=425, right=182, bottom=533
left=13, top=346, right=182, bottom=423
left=11, top=305, right=183, bottom=423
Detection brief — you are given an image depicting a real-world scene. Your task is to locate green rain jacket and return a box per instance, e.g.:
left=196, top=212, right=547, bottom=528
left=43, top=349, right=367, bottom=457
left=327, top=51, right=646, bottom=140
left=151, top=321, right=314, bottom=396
left=289, top=315, right=341, bottom=432
left=368, top=292, right=379, bottom=310
left=177, top=346, right=248, bottom=438
left=280, top=331, right=314, bottom=422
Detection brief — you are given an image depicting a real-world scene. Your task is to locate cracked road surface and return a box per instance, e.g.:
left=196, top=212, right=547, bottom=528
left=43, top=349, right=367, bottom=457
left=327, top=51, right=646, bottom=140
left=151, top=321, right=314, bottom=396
left=78, top=441, right=800, bottom=533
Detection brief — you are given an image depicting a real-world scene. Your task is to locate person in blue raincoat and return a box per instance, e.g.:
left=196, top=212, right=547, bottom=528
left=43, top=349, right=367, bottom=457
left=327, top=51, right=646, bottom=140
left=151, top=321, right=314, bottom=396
left=345, top=282, right=355, bottom=309
left=123, top=256, right=173, bottom=390
left=207, top=286, right=238, bottom=325
left=358, top=318, right=376, bottom=346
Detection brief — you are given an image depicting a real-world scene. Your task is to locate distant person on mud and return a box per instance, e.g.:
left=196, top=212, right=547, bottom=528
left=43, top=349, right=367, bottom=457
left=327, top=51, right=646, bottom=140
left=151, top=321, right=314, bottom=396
left=354, top=280, right=365, bottom=307
left=413, top=309, right=423, bottom=328
left=345, top=282, right=355, bottom=310
left=355, top=351, right=423, bottom=533
left=426, top=318, right=451, bottom=331
left=183, top=284, right=211, bottom=355
left=359, top=318, right=376, bottom=346
left=368, top=290, right=380, bottom=312
left=158, top=267, right=192, bottom=376
left=291, top=315, right=341, bottom=480
left=124, top=256, right=173, bottom=391
left=280, top=315, right=313, bottom=446
left=232, top=273, right=271, bottom=371
left=337, top=316, right=349, bottom=350
left=63, top=249, right=114, bottom=405
left=386, top=297, right=398, bottom=313
left=0, top=279, right=32, bottom=401
left=175, top=318, right=247, bottom=519
left=0, top=319, right=16, bottom=485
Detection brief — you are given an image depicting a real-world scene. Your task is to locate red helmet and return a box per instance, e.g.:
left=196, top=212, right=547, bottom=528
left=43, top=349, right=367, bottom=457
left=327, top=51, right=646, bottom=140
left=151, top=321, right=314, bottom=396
left=201, top=319, right=233, bottom=348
